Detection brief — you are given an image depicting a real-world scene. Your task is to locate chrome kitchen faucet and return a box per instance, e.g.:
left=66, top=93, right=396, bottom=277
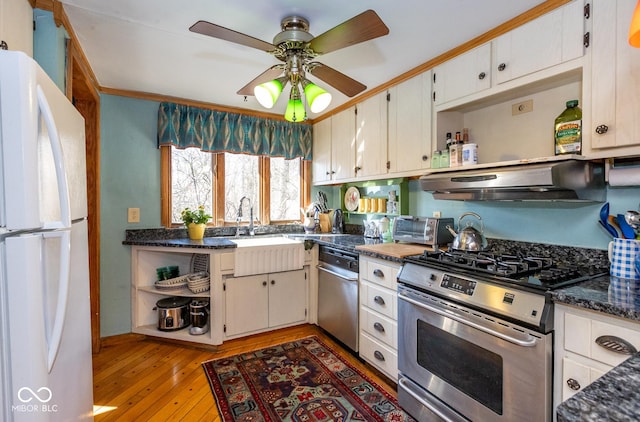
left=236, top=196, right=255, bottom=237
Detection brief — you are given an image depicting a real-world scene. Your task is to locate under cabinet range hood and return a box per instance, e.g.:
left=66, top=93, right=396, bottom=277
left=420, top=159, right=605, bottom=201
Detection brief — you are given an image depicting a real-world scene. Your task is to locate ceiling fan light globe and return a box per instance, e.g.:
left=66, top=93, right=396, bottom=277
left=304, top=83, right=332, bottom=113
left=284, top=98, right=305, bottom=122
left=254, top=79, right=283, bottom=108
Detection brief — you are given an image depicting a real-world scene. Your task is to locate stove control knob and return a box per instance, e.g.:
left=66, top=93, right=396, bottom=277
left=429, top=273, right=437, bottom=281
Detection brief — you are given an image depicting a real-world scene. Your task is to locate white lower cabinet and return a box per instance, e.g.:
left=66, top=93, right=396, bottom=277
left=131, top=246, right=228, bottom=346
left=224, top=269, right=308, bottom=338
left=359, top=255, right=400, bottom=381
left=554, top=304, right=640, bottom=410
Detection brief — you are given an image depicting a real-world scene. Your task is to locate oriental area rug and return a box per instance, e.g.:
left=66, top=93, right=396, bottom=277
left=202, top=336, right=415, bottom=422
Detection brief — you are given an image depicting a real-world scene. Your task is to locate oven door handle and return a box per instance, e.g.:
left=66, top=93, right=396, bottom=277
left=398, top=376, right=467, bottom=422
left=398, top=292, right=538, bottom=347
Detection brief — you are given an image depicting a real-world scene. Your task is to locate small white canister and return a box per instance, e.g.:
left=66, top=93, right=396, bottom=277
left=462, top=143, right=478, bottom=165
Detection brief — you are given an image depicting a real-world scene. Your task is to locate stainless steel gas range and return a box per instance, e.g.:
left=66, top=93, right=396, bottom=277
left=396, top=245, right=609, bottom=422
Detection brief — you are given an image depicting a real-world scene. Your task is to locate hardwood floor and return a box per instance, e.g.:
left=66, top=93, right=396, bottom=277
left=92, top=324, right=398, bottom=421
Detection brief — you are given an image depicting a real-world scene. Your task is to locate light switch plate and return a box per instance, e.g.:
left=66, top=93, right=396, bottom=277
left=128, top=207, right=140, bottom=223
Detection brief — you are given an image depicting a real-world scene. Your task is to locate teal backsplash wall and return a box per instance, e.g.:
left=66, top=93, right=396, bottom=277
left=100, top=95, right=161, bottom=336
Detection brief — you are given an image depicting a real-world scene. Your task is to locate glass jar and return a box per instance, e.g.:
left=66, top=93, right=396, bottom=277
left=431, top=151, right=441, bottom=169
left=440, top=149, right=450, bottom=168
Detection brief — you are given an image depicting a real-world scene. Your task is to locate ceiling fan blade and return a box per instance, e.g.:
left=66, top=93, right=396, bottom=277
left=237, top=66, right=284, bottom=96
left=309, top=10, right=389, bottom=55
left=308, top=63, right=366, bottom=97
left=189, top=20, right=274, bottom=52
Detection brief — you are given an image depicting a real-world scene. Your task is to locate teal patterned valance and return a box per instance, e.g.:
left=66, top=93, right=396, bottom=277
left=157, top=102, right=313, bottom=160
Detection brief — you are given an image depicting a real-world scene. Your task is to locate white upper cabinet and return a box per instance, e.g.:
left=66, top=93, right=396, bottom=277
left=311, top=106, right=356, bottom=184
left=388, top=71, right=433, bottom=173
left=355, top=91, right=388, bottom=179
left=312, top=118, right=332, bottom=184
left=434, top=1, right=585, bottom=110
left=588, top=0, right=640, bottom=153
left=331, top=106, right=357, bottom=181
left=0, top=0, right=33, bottom=55
left=494, top=0, right=584, bottom=85
left=433, top=44, right=491, bottom=106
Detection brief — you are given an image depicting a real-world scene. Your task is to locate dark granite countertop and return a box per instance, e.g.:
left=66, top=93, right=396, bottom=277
left=123, top=236, right=239, bottom=249
left=556, top=352, right=640, bottom=422
left=552, top=276, right=640, bottom=421
left=550, top=276, right=640, bottom=322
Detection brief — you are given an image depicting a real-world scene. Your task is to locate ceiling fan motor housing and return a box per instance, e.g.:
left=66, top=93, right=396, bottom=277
left=273, top=16, right=313, bottom=46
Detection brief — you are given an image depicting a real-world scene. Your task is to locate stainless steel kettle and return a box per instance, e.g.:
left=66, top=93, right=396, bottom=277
left=332, top=209, right=344, bottom=234
left=446, top=212, right=488, bottom=252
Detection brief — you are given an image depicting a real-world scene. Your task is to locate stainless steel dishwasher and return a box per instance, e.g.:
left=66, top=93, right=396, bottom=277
left=317, top=245, right=359, bottom=352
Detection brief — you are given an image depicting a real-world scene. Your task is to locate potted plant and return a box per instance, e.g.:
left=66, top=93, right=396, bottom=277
left=181, top=206, right=211, bottom=240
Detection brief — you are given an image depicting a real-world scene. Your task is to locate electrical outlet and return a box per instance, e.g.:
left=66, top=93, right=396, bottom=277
left=512, top=99, right=533, bottom=116
left=128, top=207, right=140, bottom=223
left=433, top=211, right=442, bottom=218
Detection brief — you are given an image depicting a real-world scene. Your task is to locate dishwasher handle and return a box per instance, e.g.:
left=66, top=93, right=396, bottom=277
left=317, top=264, right=358, bottom=282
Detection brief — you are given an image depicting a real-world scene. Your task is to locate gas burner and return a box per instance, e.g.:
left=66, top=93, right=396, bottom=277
left=407, top=248, right=608, bottom=290
left=419, top=250, right=557, bottom=278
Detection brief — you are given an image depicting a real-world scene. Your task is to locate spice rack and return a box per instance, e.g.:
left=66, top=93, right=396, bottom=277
left=339, top=178, right=408, bottom=217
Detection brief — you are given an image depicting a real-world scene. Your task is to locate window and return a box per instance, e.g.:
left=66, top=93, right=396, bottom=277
left=164, top=146, right=309, bottom=226
left=171, top=147, right=213, bottom=223
left=224, top=153, right=259, bottom=223
left=270, top=157, right=301, bottom=221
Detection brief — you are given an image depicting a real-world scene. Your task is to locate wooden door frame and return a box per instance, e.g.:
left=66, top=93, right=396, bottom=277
left=66, top=38, right=102, bottom=353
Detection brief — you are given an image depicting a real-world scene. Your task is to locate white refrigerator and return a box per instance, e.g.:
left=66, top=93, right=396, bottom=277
left=0, top=51, right=93, bottom=420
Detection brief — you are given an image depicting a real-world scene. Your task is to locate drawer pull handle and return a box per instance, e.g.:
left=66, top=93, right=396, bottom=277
left=373, top=269, right=384, bottom=278
left=373, top=350, right=385, bottom=361
left=373, top=322, right=385, bottom=332
left=566, top=378, right=581, bottom=391
left=374, top=295, right=386, bottom=306
left=595, top=335, right=638, bottom=355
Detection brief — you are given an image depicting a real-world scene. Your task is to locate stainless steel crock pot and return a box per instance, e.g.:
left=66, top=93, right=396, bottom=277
left=155, top=296, right=191, bottom=331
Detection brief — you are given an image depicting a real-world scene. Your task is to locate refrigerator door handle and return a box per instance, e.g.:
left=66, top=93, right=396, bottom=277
left=44, top=229, right=71, bottom=372
left=37, top=85, right=71, bottom=230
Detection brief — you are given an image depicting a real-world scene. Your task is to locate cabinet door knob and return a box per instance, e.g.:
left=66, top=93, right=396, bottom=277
left=373, top=322, right=385, bottom=332
left=566, top=378, right=581, bottom=391
left=498, top=63, right=506, bottom=72
left=373, top=350, right=386, bottom=361
left=355, top=166, right=361, bottom=173
left=271, top=280, right=275, bottom=285
left=373, top=295, right=386, bottom=306
left=0, top=41, right=7, bottom=50
left=422, top=155, right=429, bottom=161
left=478, top=72, right=486, bottom=80
left=595, top=124, right=609, bottom=134
left=373, top=269, right=384, bottom=278
left=326, top=171, right=331, bottom=175
left=262, top=281, right=267, bottom=286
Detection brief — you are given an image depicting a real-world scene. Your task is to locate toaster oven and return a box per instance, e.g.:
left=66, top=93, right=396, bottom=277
left=392, top=216, right=454, bottom=247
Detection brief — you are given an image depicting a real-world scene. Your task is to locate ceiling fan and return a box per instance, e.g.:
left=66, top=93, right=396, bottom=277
left=189, top=10, right=389, bottom=121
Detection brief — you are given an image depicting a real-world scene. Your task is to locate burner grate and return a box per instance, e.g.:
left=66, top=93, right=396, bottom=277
left=415, top=249, right=598, bottom=285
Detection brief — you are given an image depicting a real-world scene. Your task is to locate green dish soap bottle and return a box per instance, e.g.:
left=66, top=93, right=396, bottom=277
left=554, top=100, right=582, bottom=155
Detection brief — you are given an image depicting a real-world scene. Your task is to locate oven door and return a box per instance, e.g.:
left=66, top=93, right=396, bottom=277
left=397, top=285, right=552, bottom=422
